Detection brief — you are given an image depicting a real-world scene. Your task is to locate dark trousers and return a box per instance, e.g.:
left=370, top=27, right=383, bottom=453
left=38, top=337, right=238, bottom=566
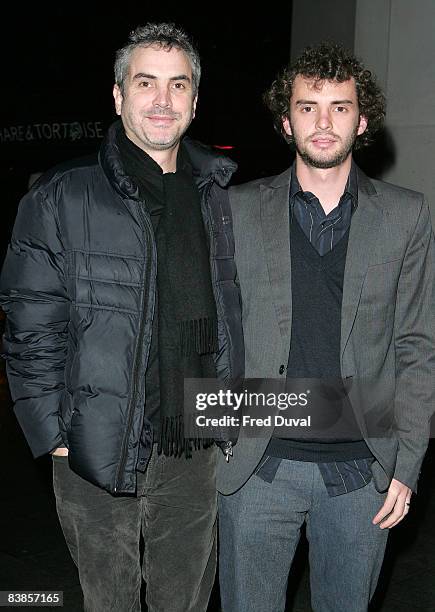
left=53, top=445, right=217, bottom=612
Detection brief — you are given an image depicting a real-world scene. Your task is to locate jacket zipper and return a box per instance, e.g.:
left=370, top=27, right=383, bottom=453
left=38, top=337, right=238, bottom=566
left=114, top=203, right=156, bottom=492
left=201, top=180, right=234, bottom=462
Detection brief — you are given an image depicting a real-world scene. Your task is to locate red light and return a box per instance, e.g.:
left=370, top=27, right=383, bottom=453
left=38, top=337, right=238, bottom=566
left=213, top=145, right=235, bottom=150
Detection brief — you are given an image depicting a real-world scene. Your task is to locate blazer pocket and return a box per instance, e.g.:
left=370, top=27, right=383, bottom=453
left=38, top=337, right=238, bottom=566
left=360, top=258, right=402, bottom=307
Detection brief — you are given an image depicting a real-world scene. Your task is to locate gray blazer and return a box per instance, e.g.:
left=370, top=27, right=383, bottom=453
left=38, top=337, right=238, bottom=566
left=217, top=165, right=435, bottom=495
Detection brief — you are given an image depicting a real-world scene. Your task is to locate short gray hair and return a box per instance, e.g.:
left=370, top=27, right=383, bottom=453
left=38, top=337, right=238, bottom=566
left=114, top=22, right=201, bottom=96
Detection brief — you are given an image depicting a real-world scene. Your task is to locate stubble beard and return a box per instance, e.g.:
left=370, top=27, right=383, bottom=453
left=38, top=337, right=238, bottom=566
left=139, top=108, right=194, bottom=151
left=142, top=134, right=181, bottom=151
left=292, top=124, right=360, bottom=169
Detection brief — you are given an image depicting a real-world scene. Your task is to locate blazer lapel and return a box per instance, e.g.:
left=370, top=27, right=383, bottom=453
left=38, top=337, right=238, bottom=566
left=260, top=168, right=293, bottom=347
left=258, top=165, right=383, bottom=361
left=341, top=169, right=384, bottom=357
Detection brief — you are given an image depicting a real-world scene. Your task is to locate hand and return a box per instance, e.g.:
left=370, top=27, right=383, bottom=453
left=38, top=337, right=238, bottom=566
left=372, top=478, right=411, bottom=529
left=51, top=447, right=69, bottom=457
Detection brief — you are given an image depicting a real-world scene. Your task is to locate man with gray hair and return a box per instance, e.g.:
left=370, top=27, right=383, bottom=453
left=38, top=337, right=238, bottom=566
left=0, top=22, right=240, bottom=611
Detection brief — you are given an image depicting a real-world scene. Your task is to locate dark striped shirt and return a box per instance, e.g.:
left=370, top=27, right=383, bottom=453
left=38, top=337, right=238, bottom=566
left=290, top=162, right=358, bottom=253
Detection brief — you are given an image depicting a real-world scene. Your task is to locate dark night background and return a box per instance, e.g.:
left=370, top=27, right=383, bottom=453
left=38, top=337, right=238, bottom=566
left=1, top=5, right=434, bottom=612
left=0, top=5, right=293, bottom=264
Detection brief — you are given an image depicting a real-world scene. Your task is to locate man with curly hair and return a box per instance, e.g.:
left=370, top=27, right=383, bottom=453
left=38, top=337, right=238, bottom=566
left=217, top=42, right=435, bottom=611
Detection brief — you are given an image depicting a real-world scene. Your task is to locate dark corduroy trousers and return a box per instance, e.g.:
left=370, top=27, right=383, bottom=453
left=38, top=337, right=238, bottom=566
left=52, top=445, right=217, bottom=612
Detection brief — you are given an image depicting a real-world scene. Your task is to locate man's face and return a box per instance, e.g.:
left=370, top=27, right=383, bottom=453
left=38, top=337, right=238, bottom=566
left=113, top=45, right=197, bottom=154
left=283, top=75, right=367, bottom=169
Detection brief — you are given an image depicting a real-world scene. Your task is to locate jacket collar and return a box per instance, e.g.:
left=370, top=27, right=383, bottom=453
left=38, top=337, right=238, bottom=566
left=262, top=158, right=378, bottom=197
left=99, top=121, right=237, bottom=199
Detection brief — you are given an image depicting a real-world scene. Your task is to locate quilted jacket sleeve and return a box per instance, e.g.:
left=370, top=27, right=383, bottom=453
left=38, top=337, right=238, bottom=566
left=0, top=185, right=69, bottom=457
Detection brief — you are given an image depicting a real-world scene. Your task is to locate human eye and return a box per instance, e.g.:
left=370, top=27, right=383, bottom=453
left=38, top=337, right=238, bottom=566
left=172, top=81, right=187, bottom=90
left=138, top=80, right=152, bottom=88
left=334, top=106, right=348, bottom=112
left=300, top=105, right=315, bottom=113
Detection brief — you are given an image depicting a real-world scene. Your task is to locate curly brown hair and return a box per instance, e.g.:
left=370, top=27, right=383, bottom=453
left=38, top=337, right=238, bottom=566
left=264, top=42, right=386, bottom=149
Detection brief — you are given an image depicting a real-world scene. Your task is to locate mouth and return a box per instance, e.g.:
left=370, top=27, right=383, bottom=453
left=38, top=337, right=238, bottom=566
left=146, top=115, right=176, bottom=125
left=310, top=135, right=338, bottom=148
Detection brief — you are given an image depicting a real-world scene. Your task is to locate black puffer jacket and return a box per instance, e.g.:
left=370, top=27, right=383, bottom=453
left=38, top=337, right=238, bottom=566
left=0, top=122, right=243, bottom=494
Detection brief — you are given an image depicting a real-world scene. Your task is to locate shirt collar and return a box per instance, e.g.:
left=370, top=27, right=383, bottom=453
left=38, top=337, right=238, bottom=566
left=290, top=159, right=359, bottom=209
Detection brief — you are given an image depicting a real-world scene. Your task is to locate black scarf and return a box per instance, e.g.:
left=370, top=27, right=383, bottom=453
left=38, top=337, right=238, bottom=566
left=118, top=129, right=217, bottom=456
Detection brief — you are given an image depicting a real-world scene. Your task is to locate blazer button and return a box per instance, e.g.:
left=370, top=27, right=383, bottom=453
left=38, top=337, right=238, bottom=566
left=279, top=365, right=286, bottom=375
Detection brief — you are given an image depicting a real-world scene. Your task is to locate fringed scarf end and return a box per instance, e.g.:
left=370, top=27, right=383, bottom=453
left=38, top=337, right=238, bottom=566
left=179, top=317, right=218, bottom=356
left=157, top=415, right=214, bottom=458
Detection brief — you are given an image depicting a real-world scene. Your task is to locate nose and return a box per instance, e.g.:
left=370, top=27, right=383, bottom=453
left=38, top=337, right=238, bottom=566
left=315, top=108, right=332, bottom=131
left=153, top=85, right=171, bottom=108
